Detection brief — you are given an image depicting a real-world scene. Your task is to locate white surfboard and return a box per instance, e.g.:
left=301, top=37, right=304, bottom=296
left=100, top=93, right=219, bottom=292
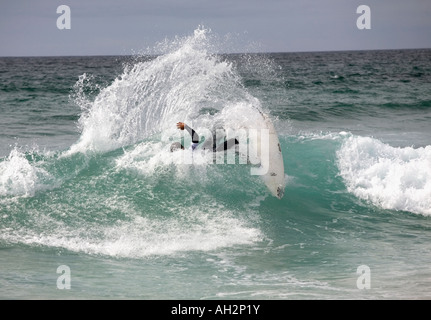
left=259, top=113, right=285, bottom=199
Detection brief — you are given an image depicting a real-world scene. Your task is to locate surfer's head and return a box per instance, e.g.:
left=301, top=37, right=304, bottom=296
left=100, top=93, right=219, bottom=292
left=170, top=142, right=184, bottom=152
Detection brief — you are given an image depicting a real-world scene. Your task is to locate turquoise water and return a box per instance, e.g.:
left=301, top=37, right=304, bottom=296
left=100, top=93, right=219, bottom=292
left=1, top=29, right=431, bottom=299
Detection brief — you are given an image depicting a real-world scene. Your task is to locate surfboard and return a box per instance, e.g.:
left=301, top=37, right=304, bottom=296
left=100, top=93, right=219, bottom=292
left=259, top=113, right=285, bottom=199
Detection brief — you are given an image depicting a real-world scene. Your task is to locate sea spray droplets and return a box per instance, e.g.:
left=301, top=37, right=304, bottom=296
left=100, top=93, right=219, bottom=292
left=68, top=27, right=250, bottom=154
left=337, top=136, right=431, bottom=216
left=70, top=73, right=101, bottom=115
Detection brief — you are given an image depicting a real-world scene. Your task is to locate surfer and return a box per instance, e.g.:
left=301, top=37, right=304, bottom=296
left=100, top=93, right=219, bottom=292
left=171, top=122, right=239, bottom=152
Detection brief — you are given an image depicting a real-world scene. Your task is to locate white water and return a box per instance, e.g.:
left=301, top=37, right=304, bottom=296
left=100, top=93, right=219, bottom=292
left=0, top=148, right=53, bottom=198
left=337, top=135, right=431, bottom=216
left=68, top=28, right=266, bottom=156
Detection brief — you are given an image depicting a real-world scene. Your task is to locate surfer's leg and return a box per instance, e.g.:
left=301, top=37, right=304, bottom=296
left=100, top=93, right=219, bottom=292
left=215, top=138, right=239, bottom=152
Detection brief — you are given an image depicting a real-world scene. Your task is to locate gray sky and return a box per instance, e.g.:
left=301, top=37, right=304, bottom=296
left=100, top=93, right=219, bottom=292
left=0, top=0, right=430, bottom=56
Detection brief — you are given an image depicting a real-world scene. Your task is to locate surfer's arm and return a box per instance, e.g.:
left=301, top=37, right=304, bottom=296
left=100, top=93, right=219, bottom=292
left=176, top=122, right=199, bottom=143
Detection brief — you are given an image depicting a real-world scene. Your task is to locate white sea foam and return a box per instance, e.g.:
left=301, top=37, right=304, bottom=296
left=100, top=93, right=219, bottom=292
left=2, top=203, right=262, bottom=258
left=337, top=136, right=431, bottom=216
left=0, top=148, right=52, bottom=198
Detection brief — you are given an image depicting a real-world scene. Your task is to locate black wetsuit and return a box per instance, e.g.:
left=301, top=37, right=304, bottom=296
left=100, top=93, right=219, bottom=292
left=184, top=124, right=200, bottom=149
left=184, top=124, right=238, bottom=151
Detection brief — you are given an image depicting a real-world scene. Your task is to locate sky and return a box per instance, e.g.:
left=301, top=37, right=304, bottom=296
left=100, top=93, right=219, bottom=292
left=0, top=0, right=430, bottom=56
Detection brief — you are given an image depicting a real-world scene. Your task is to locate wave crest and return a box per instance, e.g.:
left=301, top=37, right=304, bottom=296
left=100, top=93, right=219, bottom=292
left=337, top=136, right=431, bottom=216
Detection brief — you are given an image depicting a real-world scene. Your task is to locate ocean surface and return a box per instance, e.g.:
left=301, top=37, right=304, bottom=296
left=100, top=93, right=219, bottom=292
left=1, top=28, right=431, bottom=300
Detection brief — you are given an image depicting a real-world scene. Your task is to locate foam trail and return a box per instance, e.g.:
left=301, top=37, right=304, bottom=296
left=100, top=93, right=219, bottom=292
left=1, top=201, right=262, bottom=258
left=337, top=136, right=431, bottom=216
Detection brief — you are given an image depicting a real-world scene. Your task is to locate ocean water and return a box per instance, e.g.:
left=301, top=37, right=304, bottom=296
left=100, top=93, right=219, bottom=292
left=1, top=28, right=431, bottom=300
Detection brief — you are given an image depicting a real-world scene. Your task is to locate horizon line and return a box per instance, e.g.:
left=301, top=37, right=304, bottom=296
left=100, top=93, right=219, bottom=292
left=1, top=47, right=430, bottom=59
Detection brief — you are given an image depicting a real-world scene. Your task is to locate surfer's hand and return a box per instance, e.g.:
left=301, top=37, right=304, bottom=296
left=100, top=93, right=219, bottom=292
left=176, top=122, right=185, bottom=130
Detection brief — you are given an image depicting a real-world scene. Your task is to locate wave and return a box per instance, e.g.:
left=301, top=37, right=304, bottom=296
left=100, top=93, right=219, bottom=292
left=3, top=27, right=430, bottom=261
left=337, top=135, right=431, bottom=216
left=0, top=138, right=265, bottom=257
left=2, top=130, right=430, bottom=258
